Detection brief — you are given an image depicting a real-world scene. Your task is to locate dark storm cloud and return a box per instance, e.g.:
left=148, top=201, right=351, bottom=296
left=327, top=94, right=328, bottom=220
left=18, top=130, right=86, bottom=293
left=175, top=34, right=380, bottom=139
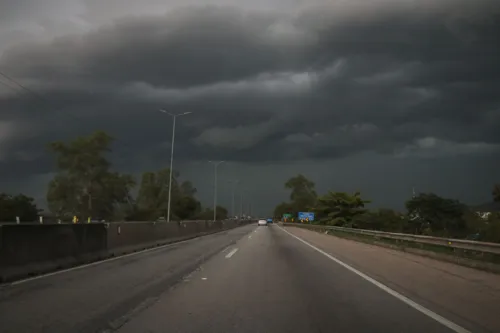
left=2, top=7, right=306, bottom=88
left=1, top=0, right=500, bottom=184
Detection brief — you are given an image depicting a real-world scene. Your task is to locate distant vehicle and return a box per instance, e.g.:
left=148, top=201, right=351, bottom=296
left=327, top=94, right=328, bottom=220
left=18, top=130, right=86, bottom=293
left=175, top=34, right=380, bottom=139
left=257, top=219, right=268, bottom=226
left=266, top=218, right=273, bottom=223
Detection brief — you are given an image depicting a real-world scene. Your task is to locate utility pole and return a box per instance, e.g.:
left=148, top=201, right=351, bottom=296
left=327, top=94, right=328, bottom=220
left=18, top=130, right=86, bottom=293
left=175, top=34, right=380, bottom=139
left=159, top=109, right=192, bottom=222
left=209, top=161, right=224, bottom=221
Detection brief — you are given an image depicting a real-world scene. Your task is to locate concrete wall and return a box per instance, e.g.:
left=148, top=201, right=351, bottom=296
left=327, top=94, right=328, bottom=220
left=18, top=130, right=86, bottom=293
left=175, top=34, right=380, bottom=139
left=0, top=219, right=252, bottom=283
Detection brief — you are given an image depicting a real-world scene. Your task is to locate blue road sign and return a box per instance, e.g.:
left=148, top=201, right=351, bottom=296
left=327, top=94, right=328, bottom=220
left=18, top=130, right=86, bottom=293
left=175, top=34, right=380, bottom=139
left=298, top=212, right=315, bottom=221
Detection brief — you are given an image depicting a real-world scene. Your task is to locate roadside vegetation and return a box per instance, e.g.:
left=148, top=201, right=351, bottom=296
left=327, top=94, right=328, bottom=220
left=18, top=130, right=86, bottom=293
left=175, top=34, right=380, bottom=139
left=274, top=174, right=500, bottom=243
left=0, top=130, right=228, bottom=222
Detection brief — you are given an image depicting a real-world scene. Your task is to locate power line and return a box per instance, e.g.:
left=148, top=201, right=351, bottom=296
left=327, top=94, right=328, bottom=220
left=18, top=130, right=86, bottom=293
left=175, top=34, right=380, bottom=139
left=0, top=71, right=55, bottom=106
left=0, top=77, right=22, bottom=93
left=0, top=70, right=138, bottom=154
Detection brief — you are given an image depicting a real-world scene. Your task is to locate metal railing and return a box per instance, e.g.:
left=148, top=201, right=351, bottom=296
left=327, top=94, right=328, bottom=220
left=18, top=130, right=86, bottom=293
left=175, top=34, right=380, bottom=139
left=282, top=223, right=500, bottom=255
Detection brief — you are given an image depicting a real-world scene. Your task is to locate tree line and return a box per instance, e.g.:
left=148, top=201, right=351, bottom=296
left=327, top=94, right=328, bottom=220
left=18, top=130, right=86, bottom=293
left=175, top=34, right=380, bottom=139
left=274, top=174, right=500, bottom=243
left=0, top=131, right=228, bottom=222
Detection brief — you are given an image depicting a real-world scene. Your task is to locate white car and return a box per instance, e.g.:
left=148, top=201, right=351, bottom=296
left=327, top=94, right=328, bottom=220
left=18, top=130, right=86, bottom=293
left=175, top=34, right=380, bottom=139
left=257, top=219, right=268, bottom=226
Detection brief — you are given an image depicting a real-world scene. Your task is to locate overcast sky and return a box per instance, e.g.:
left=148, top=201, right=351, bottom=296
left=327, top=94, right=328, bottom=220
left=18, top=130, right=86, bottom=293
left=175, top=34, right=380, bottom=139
left=1, top=0, right=499, bottom=216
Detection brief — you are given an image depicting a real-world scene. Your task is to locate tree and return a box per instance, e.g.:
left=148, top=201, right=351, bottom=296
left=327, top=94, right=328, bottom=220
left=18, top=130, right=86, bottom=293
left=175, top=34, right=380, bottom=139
left=0, top=193, right=41, bottom=222
left=135, top=168, right=175, bottom=220
left=173, top=180, right=202, bottom=220
left=284, top=174, right=317, bottom=213
left=180, top=180, right=197, bottom=197
left=482, top=214, right=500, bottom=243
left=134, top=169, right=201, bottom=221
left=352, top=208, right=408, bottom=232
left=273, top=202, right=293, bottom=219
left=493, top=184, right=500, bottom=202
left=217, top=206, right=228, bottom=219
left=312, top=191, right=370, bottom=226
left=196, top=205, right=228, bottom=220
left=405, top=193, right=467, bottom=237
left=46, top=131, right=135, bottom=220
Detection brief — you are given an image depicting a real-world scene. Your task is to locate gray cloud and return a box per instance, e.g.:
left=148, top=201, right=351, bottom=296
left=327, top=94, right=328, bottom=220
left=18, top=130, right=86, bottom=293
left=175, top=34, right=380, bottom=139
left=0, top=0, right=499, bottom=211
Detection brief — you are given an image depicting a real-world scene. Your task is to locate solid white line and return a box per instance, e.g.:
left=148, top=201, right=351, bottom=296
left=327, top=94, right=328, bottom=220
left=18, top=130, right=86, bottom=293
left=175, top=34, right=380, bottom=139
left=225, top=248, right=238, bottom=259
left=277, top=226, right=470, bottom=333
left=8, top=237, right=196, bottom=286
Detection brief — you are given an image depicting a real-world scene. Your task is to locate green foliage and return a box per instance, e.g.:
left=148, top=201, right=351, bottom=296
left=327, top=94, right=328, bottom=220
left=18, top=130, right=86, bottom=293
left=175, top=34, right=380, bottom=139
left=8, top=131, right=229, bottom=223
left=405, top=193, right=467, bottom=237
left=483, top=214, right=500, bottom=243
left=273, top=174, right=370, bottom=225
left=0, top=193, right=41, bottom=222
left=333, top=192, right=500, bottom=242
left=273, top=202, right=293, bottom=219
left=173, top=181, right=202, bottom=220
left=196, top=205, right=228, bottom=220
left=313, top=191, right=370, bottom=226
left=273, top=174, right=317, bottom=218
left=462, top=211, right=500, bottom=243
left=133, top=169, right=202, bottom=221
left=352, top=208, right=408, bottom=232
left=134, top=169, right=172, bottom=218
left=46, top=131, right=135, bottom=220
left=284, top=174, right=317, bottom=213
left=273, top=177, right=500, bottom=243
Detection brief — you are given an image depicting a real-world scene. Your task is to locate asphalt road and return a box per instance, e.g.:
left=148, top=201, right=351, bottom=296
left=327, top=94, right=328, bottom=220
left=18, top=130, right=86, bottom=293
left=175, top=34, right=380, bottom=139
left=0, top=223, right=496, bottom=333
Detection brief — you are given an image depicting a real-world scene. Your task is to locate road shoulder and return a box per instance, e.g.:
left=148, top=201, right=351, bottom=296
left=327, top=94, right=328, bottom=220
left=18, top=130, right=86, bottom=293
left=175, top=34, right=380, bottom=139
left=283, top=225, right=500, bottom=333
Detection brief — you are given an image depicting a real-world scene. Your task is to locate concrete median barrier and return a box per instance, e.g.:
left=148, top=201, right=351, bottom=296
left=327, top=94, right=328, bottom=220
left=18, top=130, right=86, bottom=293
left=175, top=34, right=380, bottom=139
left=0, top=219, right=253, bottom=283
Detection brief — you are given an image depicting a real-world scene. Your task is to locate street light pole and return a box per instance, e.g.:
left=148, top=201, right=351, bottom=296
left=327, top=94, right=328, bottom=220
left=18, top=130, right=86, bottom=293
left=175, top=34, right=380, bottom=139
left=209, top=161, right=224, bottom=221
left=160, top=109, right=192, bottom=222
left=240, top=188, right=244, bottom=218
left=229, top=180, right=239, bottom=218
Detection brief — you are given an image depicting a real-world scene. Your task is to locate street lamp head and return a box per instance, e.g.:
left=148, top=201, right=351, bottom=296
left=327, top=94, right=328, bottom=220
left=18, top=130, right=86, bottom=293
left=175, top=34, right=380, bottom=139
left=159, top=109, right=174, bottom=116
left=159, top=110, right=192, bottom=117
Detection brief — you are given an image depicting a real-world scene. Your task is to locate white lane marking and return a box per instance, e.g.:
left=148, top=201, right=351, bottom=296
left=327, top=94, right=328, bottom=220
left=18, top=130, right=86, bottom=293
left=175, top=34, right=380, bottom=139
left=7, top=237, right=198, bottom=287
left=225, top=248, right=239, bottom=259
left=248, top=235, right=252, bottom=239
left=201, top=277, right=207, bottom=280
left=278, top=226, right=470, bottom=333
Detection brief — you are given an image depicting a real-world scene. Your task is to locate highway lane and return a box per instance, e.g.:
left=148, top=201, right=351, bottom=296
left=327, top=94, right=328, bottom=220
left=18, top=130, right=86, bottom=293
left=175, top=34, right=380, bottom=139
left=113, top=224, right=474, bottom=333
left=0, top=224, right=255, bottom=333
left=0, top=223, right=495, bottom=333
left=285, top=226, right=500, bottom=333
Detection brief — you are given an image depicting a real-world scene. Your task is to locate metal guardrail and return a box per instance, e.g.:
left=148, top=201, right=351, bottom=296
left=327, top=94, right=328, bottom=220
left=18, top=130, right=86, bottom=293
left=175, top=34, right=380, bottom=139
left=283, top=223, right=500, bottom=255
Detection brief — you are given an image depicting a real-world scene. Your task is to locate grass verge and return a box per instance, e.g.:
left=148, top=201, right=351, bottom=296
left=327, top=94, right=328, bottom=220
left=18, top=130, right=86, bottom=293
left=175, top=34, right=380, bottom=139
left=292, top=225, right=500, bottom=274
